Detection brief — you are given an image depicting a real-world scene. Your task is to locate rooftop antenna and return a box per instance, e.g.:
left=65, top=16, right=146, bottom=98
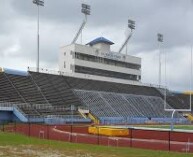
left=118, top=19, right=135, bottom=54
left=71, top=3, right=91, bottom=44
left=157, top=33, right=163, bottom=87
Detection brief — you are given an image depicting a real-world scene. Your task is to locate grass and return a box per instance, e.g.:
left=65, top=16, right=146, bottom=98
left=0, top=132, right=193, bottom=157
left=133, top=125, right=193, bottom=130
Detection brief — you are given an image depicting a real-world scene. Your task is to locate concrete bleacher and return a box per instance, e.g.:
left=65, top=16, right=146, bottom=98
left=73, top=90, right=183, bottom=122
left=30, top=72, right=80, bottom=107
left=0, top=70, right=188, bottom=124
left=156, top=89, right=193, bottom=111
left=167, top=94, right=192, bottom=110
left=64, top=76, right=161, bottom=97
left=6, top=74, right=47, bottom=104
left=0, top=71, right=84, bottom=121
left=0, top=73, right=24, bottom=103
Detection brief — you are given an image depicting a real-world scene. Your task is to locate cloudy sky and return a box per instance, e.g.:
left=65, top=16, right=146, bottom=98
left=0, top=0, right=193, bottom=91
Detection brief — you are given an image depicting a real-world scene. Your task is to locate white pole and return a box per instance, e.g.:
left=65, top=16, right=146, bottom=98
left=171, top=110, right=176, bottom=131
left=37, top=4, right=40, bottom=72
left=159, top=41, right=161, bottom=87
left=81, top=30, right=82, bottom=44
left=164, top=47, right=167, bottom=109
left=190, top=46, right=192, bottom=111
left=126, top=43, right=128, bottom=55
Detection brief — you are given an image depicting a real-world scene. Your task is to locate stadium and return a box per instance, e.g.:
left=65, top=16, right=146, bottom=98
left=1, top=0, right=193, bottom=156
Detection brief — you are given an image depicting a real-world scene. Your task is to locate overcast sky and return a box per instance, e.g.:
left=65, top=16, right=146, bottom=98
left=0, top=0, right=193, bottom=91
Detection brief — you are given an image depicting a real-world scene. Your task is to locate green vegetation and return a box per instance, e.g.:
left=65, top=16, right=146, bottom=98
left=134, top=125, right=193, bottom=130
left=0, top=132, right=193, bottom=157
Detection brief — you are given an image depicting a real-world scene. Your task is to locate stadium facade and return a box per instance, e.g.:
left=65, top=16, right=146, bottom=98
left=59, top=37, right=141, bottom=85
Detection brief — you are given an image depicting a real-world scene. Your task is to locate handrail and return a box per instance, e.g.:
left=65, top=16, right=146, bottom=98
left=45, top=115, right=85, bottom=119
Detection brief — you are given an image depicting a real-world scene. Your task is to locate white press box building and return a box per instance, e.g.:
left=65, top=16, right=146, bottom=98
left=59, top=37, right=141, bottom=85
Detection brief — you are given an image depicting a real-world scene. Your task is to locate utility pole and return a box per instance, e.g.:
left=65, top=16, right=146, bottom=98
left=71, top=3, right=91, bottom=44
left=33, top=0, right=44, bottom=72
left=157, top=33, right=163, bottom=87
left=119, top=19, right=135, bottom=54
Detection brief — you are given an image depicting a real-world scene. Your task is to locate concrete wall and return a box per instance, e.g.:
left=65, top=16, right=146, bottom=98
left=0, top=111, right=20, bottom=123
left=59, top=44, right=75, bottom=73
left=59, top=43, right=141, bottom=83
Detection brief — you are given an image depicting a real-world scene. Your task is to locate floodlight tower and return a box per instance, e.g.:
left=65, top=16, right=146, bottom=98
left=119, top=19, right=135, bottom=54
left=71, top=3, right=91, bottom=44
left=190, top=46, right=192, bottom=111
left=157, top=33, right=163, bottom=87
left=33, top=0, right=44, bottom=73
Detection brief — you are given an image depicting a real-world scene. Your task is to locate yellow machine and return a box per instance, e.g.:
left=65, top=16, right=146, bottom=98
left=78, top=108, right=99, bottom=124
left=184, top=113, right=193, bottom=122
left=183, top=91, right=193, bottom=95
left=88, top=126, right=129, bottom=137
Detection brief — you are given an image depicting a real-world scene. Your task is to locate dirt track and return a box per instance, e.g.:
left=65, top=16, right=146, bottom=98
left=0, top=145, right=95, bottom=157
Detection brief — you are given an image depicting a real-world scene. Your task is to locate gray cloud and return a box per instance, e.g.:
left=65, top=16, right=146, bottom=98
left=0, top=0, right=193, bottom=91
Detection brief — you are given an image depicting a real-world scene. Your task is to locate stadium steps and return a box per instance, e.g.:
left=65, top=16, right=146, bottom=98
left=5, top=74, right=48, bottom=105
left=0, top=73, right=25, bottom=103
left=155, top=88, right=192, bottom=112
left=74, top=89, right=183, bottom=119
left=74, top=90, right=121, bottom=118
left=29, top=72, right=83, bottom=116
left=63, top=76, right=161, bottom=96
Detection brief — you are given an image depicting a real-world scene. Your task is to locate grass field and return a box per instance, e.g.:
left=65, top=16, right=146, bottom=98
left=0, top=132, right=193, bottom=157
left=133, top=124, right=193, bottom=130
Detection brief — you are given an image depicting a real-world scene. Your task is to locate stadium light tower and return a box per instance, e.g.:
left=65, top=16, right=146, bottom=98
left=190, top=46, right=192, bottom=112
left=157, top=33, right=163, bottom=87
left=71, top=3, right=91, bottom=44
left=33, top=0, right=44, bottom=72
left=119, top=19, right=135, bottom=54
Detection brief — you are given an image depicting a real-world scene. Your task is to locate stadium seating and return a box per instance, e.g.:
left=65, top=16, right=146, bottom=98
left=0, top=70, right=189, bottom=124
left=73, top=90, right=183, bottom=120
left=64, top=76, right=161, bottom=97
left=156, top=88, right=193, bottom=111
left=5, top=74, right=47, bottom=104
left=0, top=73, right=24, bottom=103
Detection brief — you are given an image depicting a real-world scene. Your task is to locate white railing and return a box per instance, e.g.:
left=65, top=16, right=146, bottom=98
left=78, top=106, right=89, bottom=110
left=45, top=115, right=83, bottom=119
left=0, top=101, right=15, bottom=108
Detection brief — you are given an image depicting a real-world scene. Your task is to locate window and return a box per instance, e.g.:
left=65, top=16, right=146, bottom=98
left=64, top=62, right=66, bottom=68
left=74, top=52, right=141, bottom=70
left=75, top=65, right=138, bottom=81
left=70, top=64, right=74, bottom=71
left=64, top=52, right=66, bottom=56
left=71, top=51, right=75, bottom=58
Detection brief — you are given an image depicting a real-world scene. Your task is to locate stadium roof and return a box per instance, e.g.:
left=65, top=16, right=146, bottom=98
left=86, top=37, right=114, bottom=46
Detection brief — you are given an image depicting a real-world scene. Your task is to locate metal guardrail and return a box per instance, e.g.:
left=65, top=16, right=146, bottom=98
left=45, top=115, right=84, bottom=119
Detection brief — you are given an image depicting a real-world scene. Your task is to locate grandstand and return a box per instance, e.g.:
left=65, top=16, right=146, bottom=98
left=0, top=35, right=192, bottom=125
left=0, top=67, right=191, bottom=124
